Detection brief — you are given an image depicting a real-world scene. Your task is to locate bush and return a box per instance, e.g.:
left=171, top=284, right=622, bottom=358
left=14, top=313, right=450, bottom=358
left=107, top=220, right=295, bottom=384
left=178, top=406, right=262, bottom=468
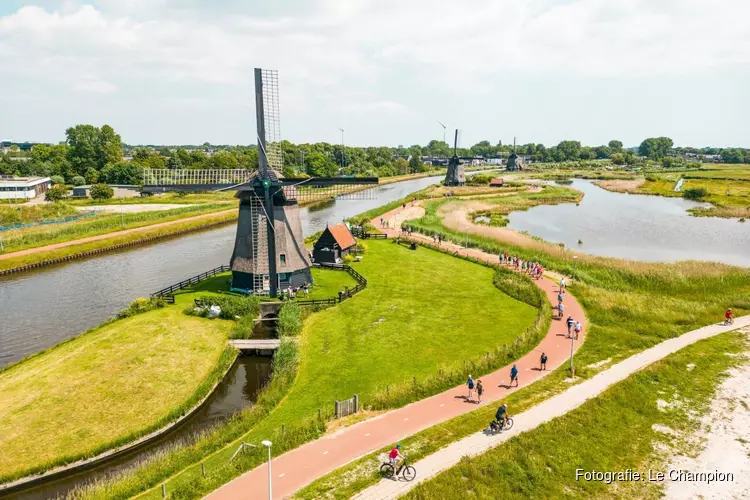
left=277, top=302, right=302, bottom=338
left=230, top=315, right=256, bottom=340
left=71, top=175, right=85, bottom=186
left=90, top=183, right=115, bottom=200
left=50, top=175, right=65, bottom=186
left=117, top=297, right=166, bottom=319
left=196, top=295, right=260, bottom=319
left=45, top=185, right=68, bottom=202
left=466, top=174, right=494, bottom=186
left=683, top=187, right=707, bottom=201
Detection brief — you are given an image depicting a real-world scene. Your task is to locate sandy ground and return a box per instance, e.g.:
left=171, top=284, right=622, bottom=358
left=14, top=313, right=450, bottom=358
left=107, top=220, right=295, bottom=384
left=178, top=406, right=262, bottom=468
left=595, top=178, right=645, bottom=193
left=437, top=200, right=544, bottom=249
left=664, top=326, right=750, bottom=500
left=382, top=205, right=425, bottom=229
left=75, top=204, right=193, bottom=213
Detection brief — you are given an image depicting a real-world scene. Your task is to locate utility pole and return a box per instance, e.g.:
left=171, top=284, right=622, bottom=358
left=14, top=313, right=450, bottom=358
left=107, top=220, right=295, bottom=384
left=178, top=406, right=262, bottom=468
left=570, top=333, right=575, bottom=377
left=339, top=128, right=345, bottom=169
left=120, top=197, right=124, bottom=228
left=262, top=440, right=273, bottom=500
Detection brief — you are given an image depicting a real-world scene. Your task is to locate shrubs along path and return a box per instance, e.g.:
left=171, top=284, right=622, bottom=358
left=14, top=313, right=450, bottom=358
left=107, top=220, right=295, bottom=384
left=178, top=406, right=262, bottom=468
left=205, top=218, right=586, bottom=499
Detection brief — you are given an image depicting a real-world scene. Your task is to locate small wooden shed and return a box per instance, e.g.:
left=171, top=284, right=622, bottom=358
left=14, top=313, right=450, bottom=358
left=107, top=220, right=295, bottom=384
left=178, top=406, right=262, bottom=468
left=490, top=177, right=504, bottom=187
left=313, top=223, right=357, bottom=264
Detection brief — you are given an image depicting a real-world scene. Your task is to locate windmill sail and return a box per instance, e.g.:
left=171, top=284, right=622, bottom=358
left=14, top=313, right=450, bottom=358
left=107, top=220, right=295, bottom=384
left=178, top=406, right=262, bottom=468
left=444, top=129, right=466, bottom=186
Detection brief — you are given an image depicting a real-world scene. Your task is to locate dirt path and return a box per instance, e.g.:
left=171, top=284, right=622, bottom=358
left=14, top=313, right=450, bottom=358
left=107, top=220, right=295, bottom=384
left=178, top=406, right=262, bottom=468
left=665, top=327, right=750, bottom=500
left=207, top=205, right=587, bottom=500
left=74, top=204, right=195, bottom=213
left=354, top=322, right=750, bottom=500
left=0, top=209, right=236, bottom=261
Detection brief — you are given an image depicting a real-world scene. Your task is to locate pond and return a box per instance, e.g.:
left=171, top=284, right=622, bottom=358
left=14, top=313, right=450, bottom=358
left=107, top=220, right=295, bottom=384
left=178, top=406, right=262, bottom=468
left=506, top=179, right=750, bottom=266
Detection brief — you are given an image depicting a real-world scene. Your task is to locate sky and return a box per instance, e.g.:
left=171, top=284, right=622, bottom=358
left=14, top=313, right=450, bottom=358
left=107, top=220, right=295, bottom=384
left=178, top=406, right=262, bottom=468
left=1, top=0, right=749, bottom=148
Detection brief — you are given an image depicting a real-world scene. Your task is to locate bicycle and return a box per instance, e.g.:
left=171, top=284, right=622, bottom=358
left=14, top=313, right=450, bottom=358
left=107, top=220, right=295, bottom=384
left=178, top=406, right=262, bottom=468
left=724, top=317, right=735, bottom=326
left=380, top=459, right=417, bottom=481
left=488, top=416, right=514, bottom=434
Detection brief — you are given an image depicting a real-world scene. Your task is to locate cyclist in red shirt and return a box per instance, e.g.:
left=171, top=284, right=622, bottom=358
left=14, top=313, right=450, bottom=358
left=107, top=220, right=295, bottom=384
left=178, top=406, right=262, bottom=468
left=388, top=444, right=404, bottom=468
left=725, top=308, right=734, bottom=325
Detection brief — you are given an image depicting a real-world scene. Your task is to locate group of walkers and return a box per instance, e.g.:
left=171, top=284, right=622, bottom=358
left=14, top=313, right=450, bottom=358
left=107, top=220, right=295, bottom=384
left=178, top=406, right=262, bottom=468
left=431, top=233, right=444, bottom=245
left=379, top=217, right=391, bottom=229
left=498, top=252, right=544, bottom=280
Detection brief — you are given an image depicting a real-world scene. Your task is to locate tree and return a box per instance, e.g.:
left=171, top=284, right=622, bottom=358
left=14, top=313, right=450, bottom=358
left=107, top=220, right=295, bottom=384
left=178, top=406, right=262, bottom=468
left=72, top=175, right=85, bottom=186
left=425, top=140, right=450, bottom=157
left=99, top=125, right=123, bottom=167
left=84, top=167, right=99, bottom=183
left=90, top=183, right=114, bottom=200
left=610, top=153, right=626, bottom=165
left=638, top=137, right=674, bottom=159
left=50, top=175, right=65, bottom=185
left=593, top=146, right=611, bottom=159
left=45, top=185, right=68, bottom=201
left=683, top=187, right=707, bottom=200
left=66, top=125, right=102, bottom=175
left=557, top=141, right=582, bottom=161
left=579, top=147, right=595, bottom=160
left=409, top=154, right=424, bottom=173
left=608, top=140, right=623, bottom=151
left=208, top=150, right=239, bottom=169
left=166, top=155, right=183, bottom=170
left=470, top=140, right=494, bottom=158
left=305, top=151, right=336, bottom=177
left=394, top=157, right=409, bottom=175
left=100, top=162, right=144, bottom=185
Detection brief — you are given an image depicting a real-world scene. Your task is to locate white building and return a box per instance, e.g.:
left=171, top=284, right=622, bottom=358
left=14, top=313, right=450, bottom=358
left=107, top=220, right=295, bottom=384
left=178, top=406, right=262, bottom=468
left=0, top=176, right=52, bottom=200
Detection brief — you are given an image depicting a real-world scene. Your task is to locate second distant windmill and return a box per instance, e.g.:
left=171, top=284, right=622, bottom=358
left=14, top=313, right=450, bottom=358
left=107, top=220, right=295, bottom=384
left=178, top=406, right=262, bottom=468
left=444, top=129, right=466, bottom=186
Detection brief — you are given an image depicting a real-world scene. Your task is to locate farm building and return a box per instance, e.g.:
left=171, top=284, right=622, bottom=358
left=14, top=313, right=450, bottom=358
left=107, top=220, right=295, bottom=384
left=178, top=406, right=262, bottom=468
left=490, top=178, right=504, bottom=187
left=0, top=176, right=51, bottom=200
left=313, top=223, right=357, bottom=264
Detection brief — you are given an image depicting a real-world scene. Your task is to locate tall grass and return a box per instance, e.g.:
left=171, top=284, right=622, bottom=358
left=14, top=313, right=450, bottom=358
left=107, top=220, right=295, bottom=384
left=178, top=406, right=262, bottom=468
left=0, top=202, right=79, bottom=226
left=1, top=203, right=232, bottom=253
left=277, top=302, right=303, bottom=338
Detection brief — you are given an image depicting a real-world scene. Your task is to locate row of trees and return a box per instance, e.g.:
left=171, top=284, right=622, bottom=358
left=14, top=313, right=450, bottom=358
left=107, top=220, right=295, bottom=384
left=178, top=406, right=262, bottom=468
left=2, top=125, right=749, bottom=185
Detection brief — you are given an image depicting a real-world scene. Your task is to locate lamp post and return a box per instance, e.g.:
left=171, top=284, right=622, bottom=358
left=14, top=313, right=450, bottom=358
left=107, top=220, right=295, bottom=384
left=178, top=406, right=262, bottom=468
left=569, top=331, right=575, bottom=377
left=262, top=440, right=273, bottom=500
left=120, top=197, right=124, bottom=228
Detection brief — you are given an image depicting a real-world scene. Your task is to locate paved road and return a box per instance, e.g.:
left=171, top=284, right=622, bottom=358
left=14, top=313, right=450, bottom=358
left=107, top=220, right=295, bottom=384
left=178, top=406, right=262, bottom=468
left=208, top=204, right=586, bottom=500
left=355, top=319, right=750, bottom=499
left=0, top=209, right=235, bottom=261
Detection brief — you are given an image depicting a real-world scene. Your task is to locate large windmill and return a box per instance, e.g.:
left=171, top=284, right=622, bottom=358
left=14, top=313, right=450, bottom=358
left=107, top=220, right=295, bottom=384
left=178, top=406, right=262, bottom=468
left=506, top=137, right=525, bottom=172
left=444, top=129, right=465, bottom=186
left=142, top=69, right=378, bottom=298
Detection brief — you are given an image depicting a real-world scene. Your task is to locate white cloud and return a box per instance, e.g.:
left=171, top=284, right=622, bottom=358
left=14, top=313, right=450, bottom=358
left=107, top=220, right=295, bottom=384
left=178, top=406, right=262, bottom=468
left=0, top=1, right=748, bottom=146
left=73, top=78, right=118, bottom=94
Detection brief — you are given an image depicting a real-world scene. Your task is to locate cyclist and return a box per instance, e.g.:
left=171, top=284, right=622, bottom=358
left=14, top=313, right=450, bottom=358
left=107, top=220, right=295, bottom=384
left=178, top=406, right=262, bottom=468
left=725, top=308, right=735, bottom=325
left=495, top=403, right=509, bottom=428
left=388, top=444, right=404, bottom=469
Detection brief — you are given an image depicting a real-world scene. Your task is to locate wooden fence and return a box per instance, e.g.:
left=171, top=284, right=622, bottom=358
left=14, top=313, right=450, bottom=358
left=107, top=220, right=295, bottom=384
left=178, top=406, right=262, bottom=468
left=296, top=263, right=367, bottom=307
left=151, top=265, right=231, bottom=303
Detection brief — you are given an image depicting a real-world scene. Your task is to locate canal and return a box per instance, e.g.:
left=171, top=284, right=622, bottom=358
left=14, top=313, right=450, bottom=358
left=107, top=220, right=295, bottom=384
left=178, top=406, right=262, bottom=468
left=0, top=175, right=442, bottom=368
left=506, top=179, right=750, bottom=267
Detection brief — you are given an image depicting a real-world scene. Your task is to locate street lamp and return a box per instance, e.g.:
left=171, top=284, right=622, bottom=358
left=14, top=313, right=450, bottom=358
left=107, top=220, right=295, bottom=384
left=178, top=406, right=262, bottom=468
left=262, top=440, right=273, bottom=500
left=569, top=331, right=575, bottom=377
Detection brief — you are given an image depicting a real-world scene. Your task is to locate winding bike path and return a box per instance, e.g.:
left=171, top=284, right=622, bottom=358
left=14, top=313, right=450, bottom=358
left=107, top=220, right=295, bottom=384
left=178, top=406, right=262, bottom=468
left=208, top=204, right=586, bottom=500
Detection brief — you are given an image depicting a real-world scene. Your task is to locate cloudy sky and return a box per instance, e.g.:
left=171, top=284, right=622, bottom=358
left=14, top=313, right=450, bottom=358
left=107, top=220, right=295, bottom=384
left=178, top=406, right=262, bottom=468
left=1, top=0, right=749, bottom=148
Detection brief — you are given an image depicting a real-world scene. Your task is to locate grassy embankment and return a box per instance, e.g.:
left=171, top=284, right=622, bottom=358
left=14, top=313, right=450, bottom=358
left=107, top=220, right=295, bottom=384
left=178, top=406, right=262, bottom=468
left=74, top=239, right=543, bottom=500
left=296, top=188, right=750, bottom=498
left=0, top=208, right=238, bottom=272
left=596, top=164, right=750, bottom=219
left=0, top=202, right=80, bottom=226
left=0, top=306, right=235, bottom=485
left=0, top=203, right=234, bottom=254
left=405, top=331, right=747, bottom=499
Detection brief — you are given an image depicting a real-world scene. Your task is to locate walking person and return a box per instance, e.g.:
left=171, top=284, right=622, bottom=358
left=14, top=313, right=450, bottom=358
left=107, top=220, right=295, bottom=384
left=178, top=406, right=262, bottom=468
left=559, top=277, right=566, bottom=292
left=467, top=374, right=475, bottom=401
left=510, top=364, right=519, bottom=387
left=540, top=352, right=548, bottom=370
left=557, top=301, right=564, bottom=320
left=557, top=291, right=564, bottom=306
left=476, top=379, right=484, bottom=403
left=574, top=321, right=582, bottom=340
left=566, top=315, right=575, bottom=336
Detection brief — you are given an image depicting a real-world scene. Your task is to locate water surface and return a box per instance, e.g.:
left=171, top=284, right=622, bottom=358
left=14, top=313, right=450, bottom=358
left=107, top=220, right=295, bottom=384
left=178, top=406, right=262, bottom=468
left=506, top=179, right=750, bottom=266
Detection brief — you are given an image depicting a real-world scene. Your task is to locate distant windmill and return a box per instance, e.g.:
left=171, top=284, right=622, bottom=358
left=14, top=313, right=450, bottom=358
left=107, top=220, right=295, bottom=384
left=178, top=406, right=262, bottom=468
left=142, top=69, right=379, bottom=297
left=506, top=136, right=525, bottom=172
left=444, top=129, right=466, bottom=186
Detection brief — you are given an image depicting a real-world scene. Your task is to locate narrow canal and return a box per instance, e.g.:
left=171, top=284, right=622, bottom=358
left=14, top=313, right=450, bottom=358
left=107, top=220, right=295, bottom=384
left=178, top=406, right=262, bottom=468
left=0, top=175, right=442, bottom=368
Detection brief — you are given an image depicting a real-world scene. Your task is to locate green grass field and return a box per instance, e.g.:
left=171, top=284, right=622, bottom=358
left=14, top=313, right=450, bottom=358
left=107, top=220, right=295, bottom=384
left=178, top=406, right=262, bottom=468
left=0, top=307, right=234, bottom=483
left=405, top=331, right=745, bottom=500
left=76, top=239, right=538, bottom=500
